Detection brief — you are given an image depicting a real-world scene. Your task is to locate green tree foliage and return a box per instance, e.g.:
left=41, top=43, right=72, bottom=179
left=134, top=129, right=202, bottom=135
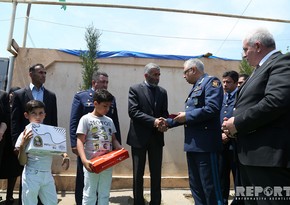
left=80, top=24, right=101, bottom=90
left=239, top=57, right=254, bottom=76
left=59, top=0, right=66, bottom=10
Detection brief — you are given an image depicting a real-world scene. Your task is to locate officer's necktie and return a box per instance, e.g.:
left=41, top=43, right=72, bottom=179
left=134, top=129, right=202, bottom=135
left=226, top=93, right=231, bottom=105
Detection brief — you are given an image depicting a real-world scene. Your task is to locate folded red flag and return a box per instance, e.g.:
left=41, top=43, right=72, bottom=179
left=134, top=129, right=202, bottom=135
left=168, top=114, right=178, bottom=119
left=89, top=148, right=129, bottom=173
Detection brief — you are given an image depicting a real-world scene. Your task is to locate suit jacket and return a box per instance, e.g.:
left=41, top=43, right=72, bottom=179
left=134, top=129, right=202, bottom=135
left=0, top=90, right=9, bottom=167
left=127, top=82, right=169, bottom=148
left=167, top=74, right=223, bottom=152
left=11, top=86, right=58, bottom=146
left=0, top=90, right=22, bottom=178
left=234, top=52, right=290, bottom=168
left=0, top=90, right=9, bottom=130
left=69, top=89, right=121, bottom=148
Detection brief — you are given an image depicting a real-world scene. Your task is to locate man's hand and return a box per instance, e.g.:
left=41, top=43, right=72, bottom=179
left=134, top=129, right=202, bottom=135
left=173, top=112, right=186, bottom=123
left=222, top=133, right=230, bottom=144
left=0, top=122, right=7, bottom=142
left=222, top=117, right=237, bottom=138
left=154, top=118, right=168, bottom=132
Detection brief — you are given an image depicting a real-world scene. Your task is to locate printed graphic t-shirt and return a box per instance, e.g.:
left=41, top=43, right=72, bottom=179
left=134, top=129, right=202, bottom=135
left=76, top=113, right=116, bottom=160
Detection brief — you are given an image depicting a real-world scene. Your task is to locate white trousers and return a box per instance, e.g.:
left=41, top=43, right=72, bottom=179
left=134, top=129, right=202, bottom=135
left=82, top=167, right=113, bottom=205
left=22, top=167, right=57, bottom=205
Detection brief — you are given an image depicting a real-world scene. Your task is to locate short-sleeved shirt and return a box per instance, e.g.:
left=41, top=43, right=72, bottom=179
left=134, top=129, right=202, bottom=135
left=76, top=113, right=116, bottom=160
left=15, top=131, right=53, bottom=171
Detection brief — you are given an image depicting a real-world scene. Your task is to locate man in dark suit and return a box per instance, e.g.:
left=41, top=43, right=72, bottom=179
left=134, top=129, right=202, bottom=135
left=70, top=71, right=121, bottom=205
left=11, top=64, right=57, bottom=146
left=11, top=63, right=58, bottom=205
left=166, top=58, right=223, bottom=205
left=222, top=28, right=290, bottom=205
left=127, top=63, right=169, bottom=205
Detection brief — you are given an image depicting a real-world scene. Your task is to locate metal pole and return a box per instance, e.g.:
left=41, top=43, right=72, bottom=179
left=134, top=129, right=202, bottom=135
left=23, top=3, right=32, bottom=48
left=6, top=1, right=17, bottom=55
left=0, top=0, right=290, bottom=24
left=6, top=56, right=15, bottom=93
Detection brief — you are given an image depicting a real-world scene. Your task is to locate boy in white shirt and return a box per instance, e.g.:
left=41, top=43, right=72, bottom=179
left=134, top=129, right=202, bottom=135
left=76, top=89, right=122, bottom=205
left=15, top=100, right=70, bottom=205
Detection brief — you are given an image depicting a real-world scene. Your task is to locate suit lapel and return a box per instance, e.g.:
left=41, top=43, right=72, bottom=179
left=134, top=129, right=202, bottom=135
left=25, top=86, right=34, bottom=100
left=236, top=70, right=256, bottom=100
left=154, top=86, right=161, bottom=109
left=43, top=88, right=48, bottom=104
left=141, top=83, right=153, bottom=108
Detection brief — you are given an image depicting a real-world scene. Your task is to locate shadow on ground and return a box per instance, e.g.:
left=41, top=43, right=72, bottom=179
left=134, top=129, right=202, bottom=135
left=0, top=198, right=19, bottom=205
left=109, top=194, right=165, bottom=205
left=109, top=195, right=134, bottom=205
left=0, top=198, right=63, bottom=205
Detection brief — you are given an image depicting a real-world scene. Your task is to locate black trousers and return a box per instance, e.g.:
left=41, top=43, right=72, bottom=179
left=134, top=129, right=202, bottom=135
left=238, top=164, right=290, bottom=205
left=219, top=148, right=236, bottom=205
left=131, top=139, right=163, bottom=205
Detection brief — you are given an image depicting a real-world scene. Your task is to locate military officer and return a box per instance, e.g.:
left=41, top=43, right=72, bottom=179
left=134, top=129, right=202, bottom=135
left=166, top=58, right=223, bottom=205
left=219, top=71, right=241, bottom=205
left=70, top=71, right=121, bottom=205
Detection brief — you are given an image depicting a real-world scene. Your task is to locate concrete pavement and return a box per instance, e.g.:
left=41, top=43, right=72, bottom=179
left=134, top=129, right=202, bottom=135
left=0, top=189, right=235, bottom=205
left=57, top=189, right=195, bottom=205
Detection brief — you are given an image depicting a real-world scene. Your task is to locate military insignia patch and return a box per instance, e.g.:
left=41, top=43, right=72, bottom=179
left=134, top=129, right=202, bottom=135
left=193, top=98, right=198, bottom=105
left=194, top=86, right=202, bottom=91
left=212, top=80, right=219, bottom=87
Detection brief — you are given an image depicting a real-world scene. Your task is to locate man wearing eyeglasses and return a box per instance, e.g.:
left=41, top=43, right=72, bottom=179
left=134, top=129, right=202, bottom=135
left=166, top=58, right=223, bottom=205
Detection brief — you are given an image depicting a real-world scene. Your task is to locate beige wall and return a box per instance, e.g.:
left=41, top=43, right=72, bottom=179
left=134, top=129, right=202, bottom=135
left=8, top=48, right=240, bottom=190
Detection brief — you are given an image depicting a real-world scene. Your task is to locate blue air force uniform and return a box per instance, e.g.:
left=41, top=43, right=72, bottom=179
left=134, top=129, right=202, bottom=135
left=70, top=88, right=121, bottom=205
left=167, top=73, right=223, bottom=205
left=70, top=89, right=121, bottom=147
left=219, top=89, right=239, bottom=205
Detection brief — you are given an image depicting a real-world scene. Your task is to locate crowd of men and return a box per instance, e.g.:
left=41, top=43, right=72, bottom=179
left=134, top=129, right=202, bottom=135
left=0, top=27, right=290, bottom=205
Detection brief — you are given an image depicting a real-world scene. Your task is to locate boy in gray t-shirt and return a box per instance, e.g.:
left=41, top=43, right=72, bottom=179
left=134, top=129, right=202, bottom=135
left=77, top=89, right=122, bottom=205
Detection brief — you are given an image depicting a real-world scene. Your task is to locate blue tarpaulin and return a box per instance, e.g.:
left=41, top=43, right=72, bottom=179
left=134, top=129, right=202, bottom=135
left=59, top=49, right=237, bottom=61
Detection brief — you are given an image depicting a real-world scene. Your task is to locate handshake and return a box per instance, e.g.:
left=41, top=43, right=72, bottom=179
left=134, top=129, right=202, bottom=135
left=154, top=117, right=168, bottom=132
left=153, top=112, right=186, bottom=132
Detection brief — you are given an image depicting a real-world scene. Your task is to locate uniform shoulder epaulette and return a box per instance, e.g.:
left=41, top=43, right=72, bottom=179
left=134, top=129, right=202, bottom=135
left=208, top=75, right=219, bottom=80
left=76, top=90, right=87, bottom=94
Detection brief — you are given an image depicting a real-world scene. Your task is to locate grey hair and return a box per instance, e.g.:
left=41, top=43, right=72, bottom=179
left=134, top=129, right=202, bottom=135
left=184, top=58, right=204, bottom=73
left=245, top=28, right=276, bottom=49
left=144, top=63, right=160, bottom=74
